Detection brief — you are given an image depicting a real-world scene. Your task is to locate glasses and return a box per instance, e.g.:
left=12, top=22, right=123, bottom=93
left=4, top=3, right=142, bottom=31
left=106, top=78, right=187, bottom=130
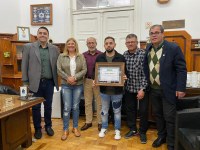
left=149, top=32, right=162, bottom=36
left=126, top=41, right=137, bottom=44
left=87, top=42, right=96, bottom=45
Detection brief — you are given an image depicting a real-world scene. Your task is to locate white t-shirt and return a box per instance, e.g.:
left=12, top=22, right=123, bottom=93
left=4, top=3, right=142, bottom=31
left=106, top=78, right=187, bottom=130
left=70, top=56, right=76, bottom=76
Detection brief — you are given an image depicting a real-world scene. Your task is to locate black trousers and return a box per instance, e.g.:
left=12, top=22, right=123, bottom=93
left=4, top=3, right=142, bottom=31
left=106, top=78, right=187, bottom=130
left=124, top=90, right=149, bottom=134
left=150, top=88, right=176, bottom=148
left=31, top=79, right=54, bottom=130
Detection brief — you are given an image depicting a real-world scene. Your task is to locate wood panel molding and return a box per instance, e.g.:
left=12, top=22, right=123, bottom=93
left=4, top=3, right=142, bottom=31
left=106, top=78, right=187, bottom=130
left=191, top=53, right=200, bottom=71
left=164, top=30, right=192, bottom=71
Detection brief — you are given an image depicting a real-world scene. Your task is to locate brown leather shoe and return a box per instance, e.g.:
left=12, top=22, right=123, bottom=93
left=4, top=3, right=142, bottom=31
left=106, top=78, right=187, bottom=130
left=81, top=123, right=92, bottom=131
left=61, top=130, right=69, bottom=141
left=72, top=128, right=81, bottom=137
left=98, top=123, right=102, bottom=131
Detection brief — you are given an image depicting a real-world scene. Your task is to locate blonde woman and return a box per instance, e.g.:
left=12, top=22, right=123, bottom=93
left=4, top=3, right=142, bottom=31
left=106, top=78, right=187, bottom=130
left=57, top=38, right=87, bottom=141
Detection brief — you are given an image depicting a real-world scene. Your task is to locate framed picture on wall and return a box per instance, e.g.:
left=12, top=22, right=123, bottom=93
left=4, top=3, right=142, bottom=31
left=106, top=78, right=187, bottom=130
left=17, top=26, right=30, bottom=41
left=30, top=3, right=53, bottom=26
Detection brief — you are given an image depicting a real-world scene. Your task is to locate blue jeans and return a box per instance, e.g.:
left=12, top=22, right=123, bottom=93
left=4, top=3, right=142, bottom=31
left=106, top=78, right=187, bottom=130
left=31, top=79, right=54, bottom=130
left=100, top=93, right=123, bottom=130
left=61, top=84, right=83, bottom=130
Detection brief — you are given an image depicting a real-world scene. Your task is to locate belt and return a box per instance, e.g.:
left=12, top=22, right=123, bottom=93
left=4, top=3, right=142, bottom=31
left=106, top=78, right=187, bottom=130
left=86, top=76, right=93, bottom=79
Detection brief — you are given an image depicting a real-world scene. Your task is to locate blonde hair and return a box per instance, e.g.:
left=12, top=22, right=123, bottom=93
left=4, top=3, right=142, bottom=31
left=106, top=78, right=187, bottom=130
left=63, top=37, right=80, bottom=55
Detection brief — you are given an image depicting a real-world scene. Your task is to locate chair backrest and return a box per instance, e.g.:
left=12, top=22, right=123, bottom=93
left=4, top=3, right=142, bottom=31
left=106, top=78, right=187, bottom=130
left=177, top=96, right=200, bottom=110
left=0, top=85, right=19, bottom=95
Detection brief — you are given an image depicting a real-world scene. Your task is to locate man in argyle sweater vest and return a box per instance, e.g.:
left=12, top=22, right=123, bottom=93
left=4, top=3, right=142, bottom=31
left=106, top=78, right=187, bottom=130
left=148, top=44, right=163, bottom=89
left=143, top=25, right=187, bottom=150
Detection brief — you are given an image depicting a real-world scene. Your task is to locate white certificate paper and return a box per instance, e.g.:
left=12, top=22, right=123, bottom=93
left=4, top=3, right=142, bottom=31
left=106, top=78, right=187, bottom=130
left=99, top=67, right=120, bottom=83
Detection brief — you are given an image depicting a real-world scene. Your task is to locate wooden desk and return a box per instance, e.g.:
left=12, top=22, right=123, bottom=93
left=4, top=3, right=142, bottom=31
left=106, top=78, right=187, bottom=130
left=185, top=87, right=200, bottom=97
left=0, top=94, right=44, bottom=150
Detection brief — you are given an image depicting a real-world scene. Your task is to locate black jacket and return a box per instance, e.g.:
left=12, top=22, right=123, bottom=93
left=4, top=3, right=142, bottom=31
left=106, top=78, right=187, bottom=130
left=143, top=40, right=187, bottom=104
left=95, top=50, right=126, bottom=95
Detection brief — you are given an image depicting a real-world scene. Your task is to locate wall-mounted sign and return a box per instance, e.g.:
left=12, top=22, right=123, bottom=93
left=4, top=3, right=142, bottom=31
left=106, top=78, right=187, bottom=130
left=162, top=20, right=185, bottom=29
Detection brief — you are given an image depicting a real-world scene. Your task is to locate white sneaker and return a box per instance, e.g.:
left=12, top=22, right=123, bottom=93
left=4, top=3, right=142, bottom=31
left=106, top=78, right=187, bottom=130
left=99, top=129, right=107, bottom=138
left=114, top=130, right=121, bottom=140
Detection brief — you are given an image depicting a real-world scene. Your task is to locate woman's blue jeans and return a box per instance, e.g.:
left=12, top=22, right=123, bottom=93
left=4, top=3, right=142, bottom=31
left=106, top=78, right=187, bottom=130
left=100, top=93, right=123, bottom=130
left=61, top=84, right=83, bottom=130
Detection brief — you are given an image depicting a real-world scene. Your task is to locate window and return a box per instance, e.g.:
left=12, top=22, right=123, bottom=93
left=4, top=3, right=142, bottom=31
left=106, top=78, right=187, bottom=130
left=76, top=0, right=131, bottom=10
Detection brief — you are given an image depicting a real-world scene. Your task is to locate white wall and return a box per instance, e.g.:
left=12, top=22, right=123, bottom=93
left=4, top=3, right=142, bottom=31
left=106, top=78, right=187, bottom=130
left=0, top=0, right=72, bottom=43
left=140, top=0, right=200, bottom=40
left=0, top=0, right=20, bottom=33
left=18, top=0, right=72, bottom=43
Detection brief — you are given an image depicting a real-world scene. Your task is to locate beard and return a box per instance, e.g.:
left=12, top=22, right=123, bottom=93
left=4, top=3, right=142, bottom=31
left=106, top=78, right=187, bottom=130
left=106, top=48, right=114, bottom=53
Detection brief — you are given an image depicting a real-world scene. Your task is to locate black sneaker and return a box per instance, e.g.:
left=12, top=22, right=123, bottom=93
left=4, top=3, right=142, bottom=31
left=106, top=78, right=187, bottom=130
left=45, top=127, right=54, bottom=136
left=124, top=130, right=138, bottom=139
left=140, top=133, right=147, bottom=144
left=34, top=129, right=42, bottom=139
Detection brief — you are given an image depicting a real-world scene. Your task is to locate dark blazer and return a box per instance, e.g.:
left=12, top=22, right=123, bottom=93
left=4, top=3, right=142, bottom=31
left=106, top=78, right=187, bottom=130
left=95, top=50, right=126, bottom=95
left=143, top=40, right=187, bottom=104
left=22, top=41, right=60, bottom=92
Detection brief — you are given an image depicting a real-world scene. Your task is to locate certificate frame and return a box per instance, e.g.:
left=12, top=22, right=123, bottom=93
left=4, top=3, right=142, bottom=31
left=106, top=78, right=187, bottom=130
left=17, top=26, right=30, bottom=41
left=95, top=62, right=125, bottom=86
left=30, top=3, right=53, bottom=26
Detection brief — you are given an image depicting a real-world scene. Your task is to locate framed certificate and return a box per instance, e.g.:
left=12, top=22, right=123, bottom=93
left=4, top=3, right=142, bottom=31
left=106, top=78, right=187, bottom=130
left=95, top=62, right=125, bottom=86
left=17, top=26, right=30, bottom=41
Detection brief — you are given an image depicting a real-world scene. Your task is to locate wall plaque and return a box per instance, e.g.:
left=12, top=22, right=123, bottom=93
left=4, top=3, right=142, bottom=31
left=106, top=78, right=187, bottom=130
left=162, top=20, right=185, bottom=29
left=30, top=4, right=52, bottom=25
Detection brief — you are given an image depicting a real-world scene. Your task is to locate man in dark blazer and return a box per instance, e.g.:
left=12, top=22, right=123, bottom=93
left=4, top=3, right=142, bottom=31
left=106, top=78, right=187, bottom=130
left=22, top=26, right=60, bottom=139
left=143, top=25, right=187, bottom=150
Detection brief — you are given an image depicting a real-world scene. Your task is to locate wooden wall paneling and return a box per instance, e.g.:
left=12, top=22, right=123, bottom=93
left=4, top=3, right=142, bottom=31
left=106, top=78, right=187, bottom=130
left=164, top=30, right=192, bottom=71
left=0, top=39, right=14, bottom=76
left=53, top=43, right=65, bottom=53
left=0, top=39, right=13, bottom=65
left=140, top=41, right=147, bottom=49
left=0, top=34, right=37, bottom=91
left=0, top=33, right=65, bottom=90
left=1, top=76, right=22, bottom=91
left=191, top=50, right=200, bottom=71
left=0, top=33, right=14, bottom=40
left=191, top=39, right=200, bottom=71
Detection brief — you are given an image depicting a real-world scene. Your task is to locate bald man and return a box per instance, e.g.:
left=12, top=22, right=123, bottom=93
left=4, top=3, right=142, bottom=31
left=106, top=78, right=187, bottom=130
left=81, top=37, right=102, bottom=131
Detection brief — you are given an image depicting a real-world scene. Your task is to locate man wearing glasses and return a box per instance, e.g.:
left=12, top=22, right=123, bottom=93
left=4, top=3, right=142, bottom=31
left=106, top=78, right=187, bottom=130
left=143, top=25, right=187, bottom=150
left=123, top=34, right=148, bottom=144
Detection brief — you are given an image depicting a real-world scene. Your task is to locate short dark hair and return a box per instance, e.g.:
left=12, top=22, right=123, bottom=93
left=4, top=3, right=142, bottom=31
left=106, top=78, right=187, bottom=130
left=38, top=26, right=49, bottom=34
left=150, top=24, right=164, bottom=33
left=104, top=36, right=115, bottom=42
left=126, top=34, right=137, bottom=40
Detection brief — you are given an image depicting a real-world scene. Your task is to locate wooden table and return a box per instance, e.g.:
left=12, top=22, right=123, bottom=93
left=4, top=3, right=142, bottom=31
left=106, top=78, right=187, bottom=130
left=185, top=87, right=200, bottom=97
left=0, top=94, right=44, bottom=150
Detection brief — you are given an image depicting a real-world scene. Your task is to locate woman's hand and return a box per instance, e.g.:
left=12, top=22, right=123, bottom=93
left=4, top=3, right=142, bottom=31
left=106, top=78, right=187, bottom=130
left=67, top=76, right=77, bottom=85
